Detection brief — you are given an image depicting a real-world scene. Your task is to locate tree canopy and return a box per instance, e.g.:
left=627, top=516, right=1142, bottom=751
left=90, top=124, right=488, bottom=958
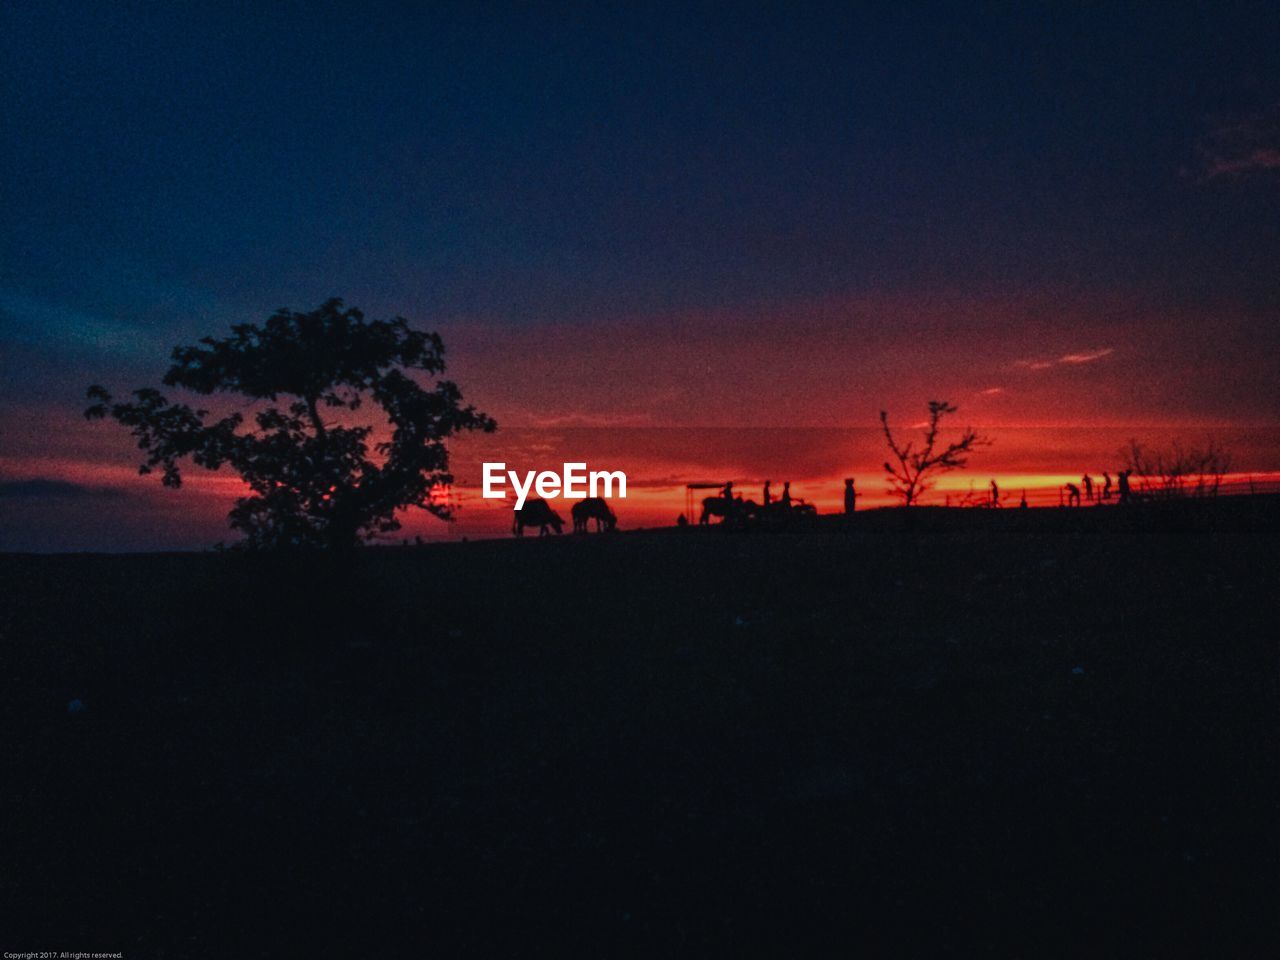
left=86, top=299, right=496, bottom=549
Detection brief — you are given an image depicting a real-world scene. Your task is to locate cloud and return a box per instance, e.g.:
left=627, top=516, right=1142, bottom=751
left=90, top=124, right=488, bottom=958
left=979, top=387, right=1006, bottom=396
left=0, top=478, right=128, bottom=500
left=0, top=288, right=158, bottom=356
left=1058, top=348, right=1115, bottom=364
left=1206, top=148, right=1280, bottom=177
left=623, top=475, right=719, bottom=490
left=1199, top=105, right=1280, bottom=179
left=1014, top=347, right=1114, bottom=370
left=523, top=411, right=657, bottom=428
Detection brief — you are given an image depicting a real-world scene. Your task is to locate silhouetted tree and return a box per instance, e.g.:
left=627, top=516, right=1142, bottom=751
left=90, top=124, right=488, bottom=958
left=86, top=299, right=496, bottom=549
left=1122, top=438, right=1233, bottom=499
left=880, top=400, right=990, bottom=506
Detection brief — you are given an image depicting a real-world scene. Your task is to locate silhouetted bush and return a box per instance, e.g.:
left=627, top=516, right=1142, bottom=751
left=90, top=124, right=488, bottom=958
left=1122, top=438, right=1233, bottom=499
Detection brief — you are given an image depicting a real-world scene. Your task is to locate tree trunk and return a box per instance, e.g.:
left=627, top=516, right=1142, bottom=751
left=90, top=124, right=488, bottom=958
left=306, top=396, right=326, bottom=440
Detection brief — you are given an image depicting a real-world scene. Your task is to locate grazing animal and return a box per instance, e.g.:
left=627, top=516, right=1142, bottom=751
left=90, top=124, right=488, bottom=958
left=513, top=499, right=564, bottom=537
left=571, top=497, right=617, bottom=533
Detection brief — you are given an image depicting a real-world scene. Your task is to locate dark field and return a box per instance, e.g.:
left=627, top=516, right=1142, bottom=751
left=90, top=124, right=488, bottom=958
left=3, top=501, right=1278, bottom=955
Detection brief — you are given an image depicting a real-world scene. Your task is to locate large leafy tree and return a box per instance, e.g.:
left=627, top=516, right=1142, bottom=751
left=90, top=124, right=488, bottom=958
left=86, top=299, right=496, bottom=549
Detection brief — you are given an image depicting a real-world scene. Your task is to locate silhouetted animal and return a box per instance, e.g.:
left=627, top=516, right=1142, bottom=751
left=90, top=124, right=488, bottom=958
left=571, top=497, right=616, bottom=533
left=700, top=496, right=752, bottom=525
left=513, top=499, right=564, bottom=536
left=700, top=496, right=728, bottom=524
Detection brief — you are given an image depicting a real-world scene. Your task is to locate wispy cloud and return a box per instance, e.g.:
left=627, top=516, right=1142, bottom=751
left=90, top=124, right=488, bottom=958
left=0, top=287, right=170, bottom=358
left=1014, top=347, right=1114, bottom=371
left=979, top=387, right=1006, bottom=396
left=523, top=411, right=657, bottom=428
left=1059, top=348, right=1115, bottom=364
left=1206, top=148, right=1280, bottom=177
left=625, top=475, right=720, bottom=490
left=1198, top=105, right=1280, bottom=179
left=0, top=477, right=128, bottom=500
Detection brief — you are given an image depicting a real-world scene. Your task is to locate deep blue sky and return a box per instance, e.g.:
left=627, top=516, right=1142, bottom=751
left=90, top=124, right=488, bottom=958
left=2, top=1, right=1279, bottom=433
left=5, top=2, right=1279, bottom=324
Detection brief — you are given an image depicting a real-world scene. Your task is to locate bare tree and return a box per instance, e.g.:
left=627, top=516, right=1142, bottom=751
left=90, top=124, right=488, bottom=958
left=1195, top=439, right=1234, bottom=496
left=880, top=401, right=991, bottom=506
left=1122, top=438, right=1232, bottom=499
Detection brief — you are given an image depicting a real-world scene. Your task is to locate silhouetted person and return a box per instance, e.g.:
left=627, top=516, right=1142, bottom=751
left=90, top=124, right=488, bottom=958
left=763, top=480, right=772, bottom=506
left=1102, top=472, right=1112, bottom=501
left=1082, top=473, right=1094, bottom=501
left=721, top=480, right=734, bottom=501
left=1019, top=489, right=1028, bottom=509
left=676, top=512, right=688, bottom=527
left=990, top=479, right=1000, bottom=508
left=843, top=478, right=856, bottom=517
left=1117, top=469, right=1132, bottom=504
left=780, top=481, right=791, bottom=508
left=1065, top=482, right=1081, bottom=507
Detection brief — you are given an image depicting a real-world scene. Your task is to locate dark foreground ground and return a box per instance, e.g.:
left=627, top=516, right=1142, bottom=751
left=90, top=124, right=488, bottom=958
left=2, top=499, right=1278, bottom=956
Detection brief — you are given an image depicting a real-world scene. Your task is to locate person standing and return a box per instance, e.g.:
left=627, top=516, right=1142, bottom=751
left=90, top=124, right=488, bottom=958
left=843, top=478, right=856, bottom=518
left=763, top=480, right=772, bottom=506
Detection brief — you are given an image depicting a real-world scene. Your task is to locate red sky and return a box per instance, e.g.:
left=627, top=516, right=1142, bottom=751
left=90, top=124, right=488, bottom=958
left=3, top=5, right=1279, bottom=550
left=3, top=292, right=1278, bottom=550
left=439, top=292, right=1278, bottom=431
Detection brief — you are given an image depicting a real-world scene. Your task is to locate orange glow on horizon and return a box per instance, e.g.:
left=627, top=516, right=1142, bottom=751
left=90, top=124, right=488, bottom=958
left=5, top=397, right=1279, bottom=550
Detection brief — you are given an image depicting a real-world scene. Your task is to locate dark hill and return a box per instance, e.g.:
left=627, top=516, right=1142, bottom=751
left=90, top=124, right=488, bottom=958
left=2, top=498, right=1278, bottom=954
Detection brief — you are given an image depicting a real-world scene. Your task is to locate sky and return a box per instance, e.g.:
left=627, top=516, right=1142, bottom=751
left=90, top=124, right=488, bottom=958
left=2, top=2, right=1279, bottom=549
